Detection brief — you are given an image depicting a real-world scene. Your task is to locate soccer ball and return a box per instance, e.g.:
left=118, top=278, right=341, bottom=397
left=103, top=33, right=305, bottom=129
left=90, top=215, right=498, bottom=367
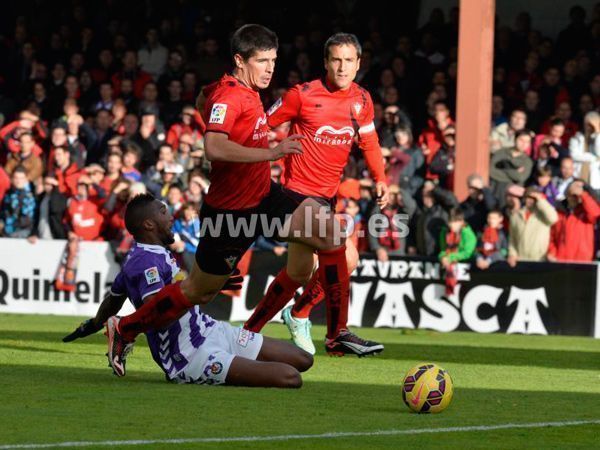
left=402, top=363, right=453, bottom=413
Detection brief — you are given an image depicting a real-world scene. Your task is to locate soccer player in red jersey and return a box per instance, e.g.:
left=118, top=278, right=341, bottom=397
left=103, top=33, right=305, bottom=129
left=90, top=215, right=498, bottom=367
left=244, top=33, right=390, bottom=356
left=104, top=25, right=356, bottom=376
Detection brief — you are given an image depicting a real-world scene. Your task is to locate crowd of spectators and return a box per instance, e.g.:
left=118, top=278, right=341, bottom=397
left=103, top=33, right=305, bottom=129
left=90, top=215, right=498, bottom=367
left=0, top=1, right=599, bottom=273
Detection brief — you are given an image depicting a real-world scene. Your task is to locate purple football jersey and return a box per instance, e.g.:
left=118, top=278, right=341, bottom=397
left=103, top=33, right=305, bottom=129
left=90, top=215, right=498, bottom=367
left=110, top=242, right=216, bottom=379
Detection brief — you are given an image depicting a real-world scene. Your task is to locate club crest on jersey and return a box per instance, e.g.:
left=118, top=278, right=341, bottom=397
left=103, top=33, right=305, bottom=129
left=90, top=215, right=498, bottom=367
left=144, top=267, right=160, bottom=285
left=210, top=361, right=223, bottom=375
left=267, top=97, right=282, bottom=116
left=314, top=125, right=355, bottom=146
left=353, top=102, right=362, bottom=115
left=209, top=103, right=227, bottom=124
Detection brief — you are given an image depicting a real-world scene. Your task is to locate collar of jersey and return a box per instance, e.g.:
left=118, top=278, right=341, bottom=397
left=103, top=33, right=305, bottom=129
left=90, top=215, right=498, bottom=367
left=321, top=77, right=353, bottom=97
left=225, top=73, right=255, bottom=92
left=136, top=242, right=167, bottom=253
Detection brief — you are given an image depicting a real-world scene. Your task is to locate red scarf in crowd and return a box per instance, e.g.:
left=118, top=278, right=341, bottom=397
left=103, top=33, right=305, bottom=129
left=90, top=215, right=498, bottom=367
left=479, top=226, right=499, bottom=257
left=377, top=208, right=401, bottom=251
left=444, top=230, right=461, bottom=295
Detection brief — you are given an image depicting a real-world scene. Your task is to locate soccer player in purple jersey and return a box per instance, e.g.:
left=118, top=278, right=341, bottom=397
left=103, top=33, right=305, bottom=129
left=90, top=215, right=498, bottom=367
left=63, top=193, right=312, bottom=387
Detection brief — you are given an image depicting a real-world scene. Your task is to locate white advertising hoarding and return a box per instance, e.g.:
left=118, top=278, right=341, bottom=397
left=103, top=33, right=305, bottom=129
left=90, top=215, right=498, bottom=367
left=0, top=238, right=134, bottom=316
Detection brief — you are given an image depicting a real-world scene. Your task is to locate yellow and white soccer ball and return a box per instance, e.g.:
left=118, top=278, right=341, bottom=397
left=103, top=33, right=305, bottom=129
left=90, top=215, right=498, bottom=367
left=402, top=363, right=453, bottom=413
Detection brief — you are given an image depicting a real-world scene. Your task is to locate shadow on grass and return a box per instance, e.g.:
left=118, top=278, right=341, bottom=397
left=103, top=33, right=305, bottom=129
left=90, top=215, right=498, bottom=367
left=0, top=342, right=99, bottom=355
left=3, top=329, right=600, bottom=371
left=312, top=341, right=600, bottom=371
left=0, top=330, right=105, bottom=345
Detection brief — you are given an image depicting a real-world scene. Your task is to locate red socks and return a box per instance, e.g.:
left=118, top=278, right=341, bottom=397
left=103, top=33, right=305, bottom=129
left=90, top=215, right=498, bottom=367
left=292, top=271, right=325, bottom=319
left=118, top=282, right=194, bottom=341
left=317, top=245, right=349, bottom=340
left=244, top=268, right=301, bottom=332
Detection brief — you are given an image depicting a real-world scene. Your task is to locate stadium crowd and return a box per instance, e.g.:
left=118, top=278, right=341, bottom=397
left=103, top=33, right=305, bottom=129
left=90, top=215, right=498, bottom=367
left=0, top=1, right=599, bottom=273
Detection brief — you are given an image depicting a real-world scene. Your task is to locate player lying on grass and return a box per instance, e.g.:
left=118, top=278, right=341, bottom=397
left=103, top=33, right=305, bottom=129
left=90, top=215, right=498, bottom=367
left=244, top=33, right=389, bottom=356
left=62, top=193, right=313, bottom=387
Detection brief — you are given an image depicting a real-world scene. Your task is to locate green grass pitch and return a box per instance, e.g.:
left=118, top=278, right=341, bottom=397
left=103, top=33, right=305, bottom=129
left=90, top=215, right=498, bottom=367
left=1, top=313, right=599, bottom=449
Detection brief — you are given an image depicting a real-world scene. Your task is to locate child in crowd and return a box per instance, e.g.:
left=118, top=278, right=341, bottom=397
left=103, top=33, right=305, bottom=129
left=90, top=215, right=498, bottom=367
left=439, top=208, right=476, bottom=294
left=535, top=166, right=559, bottom=206
left=121, top=146, right=142, bottom=182
left=475, top=209, right=508, bottom=270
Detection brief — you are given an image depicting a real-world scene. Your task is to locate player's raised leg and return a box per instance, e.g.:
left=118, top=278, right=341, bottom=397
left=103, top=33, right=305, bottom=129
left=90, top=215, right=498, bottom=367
left=283, top=239, right=360, bottom=354
left=244, top=241, right=314, bottom=333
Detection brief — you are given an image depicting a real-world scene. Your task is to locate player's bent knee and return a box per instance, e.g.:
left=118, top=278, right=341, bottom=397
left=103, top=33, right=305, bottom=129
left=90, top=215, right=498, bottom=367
left=286, top=267, right=313, bottom=285
left=296, top=350, right=313, bottom=372
left=279, top=365, right=303, bottom=388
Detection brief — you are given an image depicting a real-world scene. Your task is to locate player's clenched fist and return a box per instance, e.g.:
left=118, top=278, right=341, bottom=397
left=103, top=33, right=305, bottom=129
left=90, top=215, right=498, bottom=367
left=270, top=134, right=305, bottom=160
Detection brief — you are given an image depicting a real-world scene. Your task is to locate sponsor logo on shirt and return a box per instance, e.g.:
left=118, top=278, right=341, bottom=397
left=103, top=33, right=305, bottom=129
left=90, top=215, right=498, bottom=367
left=267, top=98, right=282, bottom=116
left=252, top=114, right=269, bottom=141
left=314, top=125, right=355, bottom=146
left=144, top=266, right=160, bottom=285
left=209, top=103, right=227, bottom=124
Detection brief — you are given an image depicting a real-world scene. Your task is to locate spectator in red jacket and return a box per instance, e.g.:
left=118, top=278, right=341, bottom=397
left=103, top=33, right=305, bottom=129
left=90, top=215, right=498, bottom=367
left=0, top=112, right=45, bottom=159
left=0, top=166, right=10, bottom=204
left=64, top=176, right=105, bottom=241
left=166, top=105, right=204, bottom=149
left=418, top=100, right=454, bottom=180
left=111, top=50, right=153, bottom=99
left=547, top=181, right=600, bottom=262
left=99, top=152, right=123, bottom=193
left=53, top=146, right=82, bottom=197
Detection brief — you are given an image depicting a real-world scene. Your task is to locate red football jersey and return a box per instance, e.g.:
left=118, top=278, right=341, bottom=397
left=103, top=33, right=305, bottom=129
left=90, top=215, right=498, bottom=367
left=202, top=74, right=271, bottom=210
left=267, top=79, right=380, bottom=198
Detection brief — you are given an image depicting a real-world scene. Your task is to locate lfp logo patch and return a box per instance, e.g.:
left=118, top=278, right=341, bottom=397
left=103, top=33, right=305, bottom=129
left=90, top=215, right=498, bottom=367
left=209, top=103, right=227, bottom=124
left=144, top=267, right=160, bottom=285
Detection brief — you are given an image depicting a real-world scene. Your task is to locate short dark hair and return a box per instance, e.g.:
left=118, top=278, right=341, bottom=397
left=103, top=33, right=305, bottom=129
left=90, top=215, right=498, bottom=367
left=12, top=165, right=27, bottom=176
left=537, top=166, right=553, bottom=177
left=324, top=33, right=362, bottom=59
left=515, top=129, right=533, bottom=140
left=19, top=131, right=33, bottom=141
left=124, top=193, right=157, bottom=236
left=449, top=207, right=465, bottom=222
left=230, top=24, right=278, bottom=61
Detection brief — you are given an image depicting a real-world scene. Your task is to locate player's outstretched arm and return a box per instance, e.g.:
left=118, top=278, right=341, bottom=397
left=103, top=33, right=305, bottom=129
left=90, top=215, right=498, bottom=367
left=62, top=291, right=127, bottom=342
left=204, top=132, right=304, bottom=163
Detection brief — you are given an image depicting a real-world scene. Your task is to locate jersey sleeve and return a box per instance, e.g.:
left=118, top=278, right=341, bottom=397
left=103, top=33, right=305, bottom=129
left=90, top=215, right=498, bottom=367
left=109, top=271, right=126, bottom=296
left=204, top=89, right=242, bottom=135
left=357, top=93, right=386, bottom=184
left=357, top=92, right=377, bottom=139
left=267, top=85, right=302, bottom=128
